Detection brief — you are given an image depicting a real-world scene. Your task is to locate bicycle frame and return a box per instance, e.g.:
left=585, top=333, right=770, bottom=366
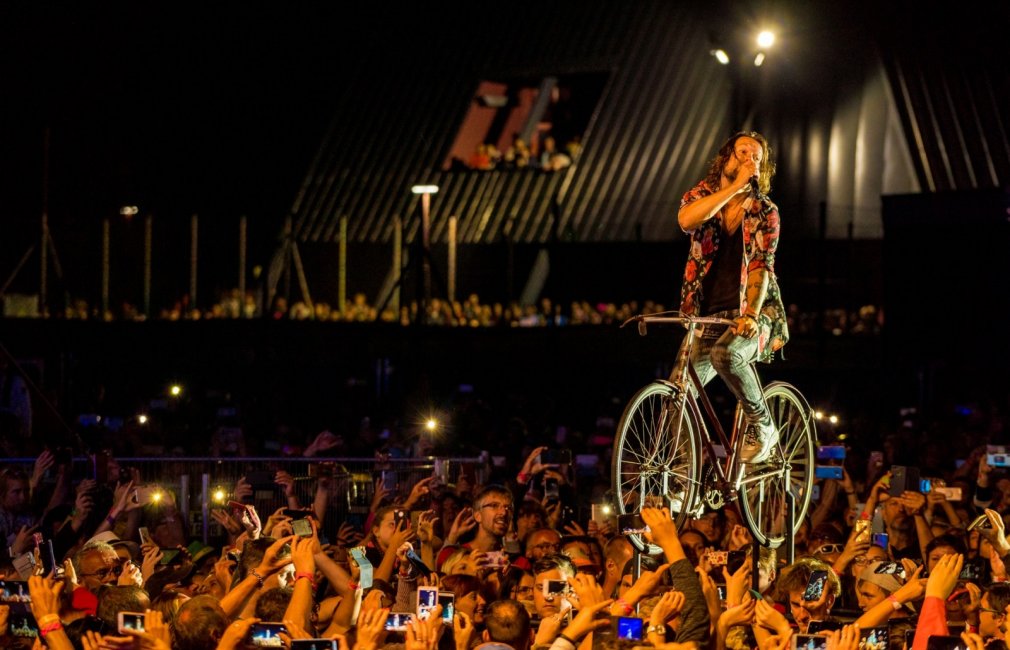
left=634, top=313, right=789, bottom=508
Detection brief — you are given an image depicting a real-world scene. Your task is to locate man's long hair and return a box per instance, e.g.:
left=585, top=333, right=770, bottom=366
left=704, top=131, right=776, bottom=195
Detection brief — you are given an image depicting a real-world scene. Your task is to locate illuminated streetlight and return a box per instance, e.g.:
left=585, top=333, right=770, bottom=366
left=169, top=384, right=182, bottom=397
left=828, top=415, right=839, bottom=425
left=425, top=418, right=438, bottom=432
left=120, top=205, right=139, bottom=217
left=212, top=487, right=227, bottom=503
left=813, top=410, right=824, bottom=420
left=711, top=49, right=730, bottom=65
left=138, top=414, right=149, bottom=425
left=753, top=52, right=766, bottom=67
left=756, top=31, right=775, bottom=49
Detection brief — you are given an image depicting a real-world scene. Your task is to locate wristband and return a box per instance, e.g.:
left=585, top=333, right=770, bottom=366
left=250, top=570, right=265, bottom=588
left=558, top=634, right=577, bottom=647
left=40, top=621, right=64, bottom=637
left=517, top=472, right=531, bottom=484
left=887, top=595, right=902, bottom=611
left=615, top=598, right=634, bottom=615
left=295, top=572, right=316, bottom=589
left=347, top=581, right=359, bottom=590
left=37, top=614, right=61, bottom=627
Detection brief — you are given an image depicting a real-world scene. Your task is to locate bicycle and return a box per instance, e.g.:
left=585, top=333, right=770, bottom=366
left=612, top=312, right=817, bottom=552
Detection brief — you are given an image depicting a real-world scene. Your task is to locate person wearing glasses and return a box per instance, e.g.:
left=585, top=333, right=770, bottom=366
left=69, top=540, right=136, bottom=616
left=437, top=485, right=514, bottom=571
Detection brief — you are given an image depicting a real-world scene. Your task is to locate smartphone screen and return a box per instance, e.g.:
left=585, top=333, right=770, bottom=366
left=0, top=580, right=31, bottom=603
left=816, top=446, right=846, bottom=460
left=291, top=641, right=339, bottom=650
left=860, top=626, right=888, bottom=650
left=485, top=550, right=508, bottom=569
left=617, top=513, right=649, bottom=535
left=438, top=592, right=455, bottom=624
left=792, top=634, right=828, bottom=650
left=803, top=570, right=828, bottom=601
left=248, top=623, right=288, bottom=647
left=138, top=527, right=153, bottom=546
left=384, top=612, right=412, bottom=631
left=727, top=549, right=747, bottom=574
left=118, top=612, right=146, bottom=633
left=615, top=617, right=643, bottom=641
left=292, top=519, right=313, bottom=538
left=544, top=478, right=560, bottom=500
left=417, top=586, right=438, bottom=619
left=871, top=532, right=889, bottom=549
left=6, top=604, right=38, bottom=638
left=544, top=579, right=568, bottom=596
left=814, top=466, right=844, bottom=480
left=806, top=621, right=844, bottom=633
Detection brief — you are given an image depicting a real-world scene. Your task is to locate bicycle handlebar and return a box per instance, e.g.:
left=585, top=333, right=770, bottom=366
left=620, top=312, right=737, bottom=335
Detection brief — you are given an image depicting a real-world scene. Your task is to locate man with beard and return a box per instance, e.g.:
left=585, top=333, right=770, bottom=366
left=676, top=131, right=789, bottom=464
left=437, top=485, right=513, bottom=569
left=882, top=490, right=931, bottom=561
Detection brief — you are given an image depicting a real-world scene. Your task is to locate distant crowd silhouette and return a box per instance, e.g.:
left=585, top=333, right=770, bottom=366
left=31, top=291, right=883, bottom=336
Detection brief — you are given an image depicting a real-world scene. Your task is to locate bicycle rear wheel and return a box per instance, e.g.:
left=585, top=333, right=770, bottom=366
left=738, top=381, right=816, bottom=547
left=612, top=381, right=702, bottom=554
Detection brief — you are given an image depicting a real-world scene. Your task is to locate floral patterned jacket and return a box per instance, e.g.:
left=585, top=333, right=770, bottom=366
left=678, top=180, right=789, bottom=362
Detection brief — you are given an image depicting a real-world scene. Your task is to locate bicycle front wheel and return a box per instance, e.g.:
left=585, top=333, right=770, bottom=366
left=738, top=381, right=816, bottom=547
left=612, top=381, right=702, bottom=554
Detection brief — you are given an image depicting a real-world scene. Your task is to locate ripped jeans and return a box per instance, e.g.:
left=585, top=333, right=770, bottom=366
left=682, top=309, right=768, bottom=423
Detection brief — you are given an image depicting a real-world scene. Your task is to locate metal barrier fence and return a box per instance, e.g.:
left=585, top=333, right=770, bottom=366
left=2, top=456, right=487, bottom=545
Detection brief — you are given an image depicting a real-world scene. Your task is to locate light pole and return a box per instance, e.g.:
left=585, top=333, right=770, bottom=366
left=411, top=184, right=438, bottom=323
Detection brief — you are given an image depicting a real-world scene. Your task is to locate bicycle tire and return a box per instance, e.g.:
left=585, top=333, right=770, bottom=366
left=738, top=381, right=817, bottom=547
left=612, top=380, right=702, bottom=554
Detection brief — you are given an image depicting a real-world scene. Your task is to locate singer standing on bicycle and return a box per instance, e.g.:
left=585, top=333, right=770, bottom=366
left=676, top=131, right=789, bottom=464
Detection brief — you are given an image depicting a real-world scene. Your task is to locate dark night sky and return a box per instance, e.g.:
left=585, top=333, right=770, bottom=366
left=0, top=4, right=377, bottom=228
left=1, top=2, right=1005, bottom=239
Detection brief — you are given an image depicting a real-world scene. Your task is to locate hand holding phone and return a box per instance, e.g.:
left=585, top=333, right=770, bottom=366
left=802, top=570, right=829, bottom=602
left=118, top=612, right=146, bottom=633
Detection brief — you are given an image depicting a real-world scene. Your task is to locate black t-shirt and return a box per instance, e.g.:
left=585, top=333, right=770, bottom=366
left=701, top=225, right=743, bottom=315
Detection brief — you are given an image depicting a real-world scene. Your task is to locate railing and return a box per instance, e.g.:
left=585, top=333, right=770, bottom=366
left=2, top=455, right=487, bottom=544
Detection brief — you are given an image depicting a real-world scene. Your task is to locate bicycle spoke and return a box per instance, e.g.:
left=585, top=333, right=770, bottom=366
left=614, top=382, right=701, bottom=553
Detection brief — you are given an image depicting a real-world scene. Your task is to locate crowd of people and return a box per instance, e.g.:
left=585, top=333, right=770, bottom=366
left=3, top=435, right=1010, bottom=650
left=25, top=291, right=882, bottom=337
left=453, top=136, right=582, bottom=173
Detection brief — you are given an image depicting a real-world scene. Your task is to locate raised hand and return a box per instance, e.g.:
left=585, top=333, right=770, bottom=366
left=274, top=471, right=297, bottom=498
left=217, top=617, right=260, bottom=650
left=925, top=553, right=964, bottom=600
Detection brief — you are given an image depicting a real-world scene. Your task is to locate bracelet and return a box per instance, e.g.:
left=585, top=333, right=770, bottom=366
left=250, top=570, right=265, bottom=588
left=517, top=471, right=531, bottom=484
left=647, top=625, right=667, bottom=636
left=615, top=598, right=634, bottom=615
left=295, top=572, right=317, bottom=589
left=37, top=614, right=61, bottom=627
left=40, top=621, right=64, bottom=637
left=887, top=595, right=902, bottom=611
left=558, top=634, right=577, bottom=647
